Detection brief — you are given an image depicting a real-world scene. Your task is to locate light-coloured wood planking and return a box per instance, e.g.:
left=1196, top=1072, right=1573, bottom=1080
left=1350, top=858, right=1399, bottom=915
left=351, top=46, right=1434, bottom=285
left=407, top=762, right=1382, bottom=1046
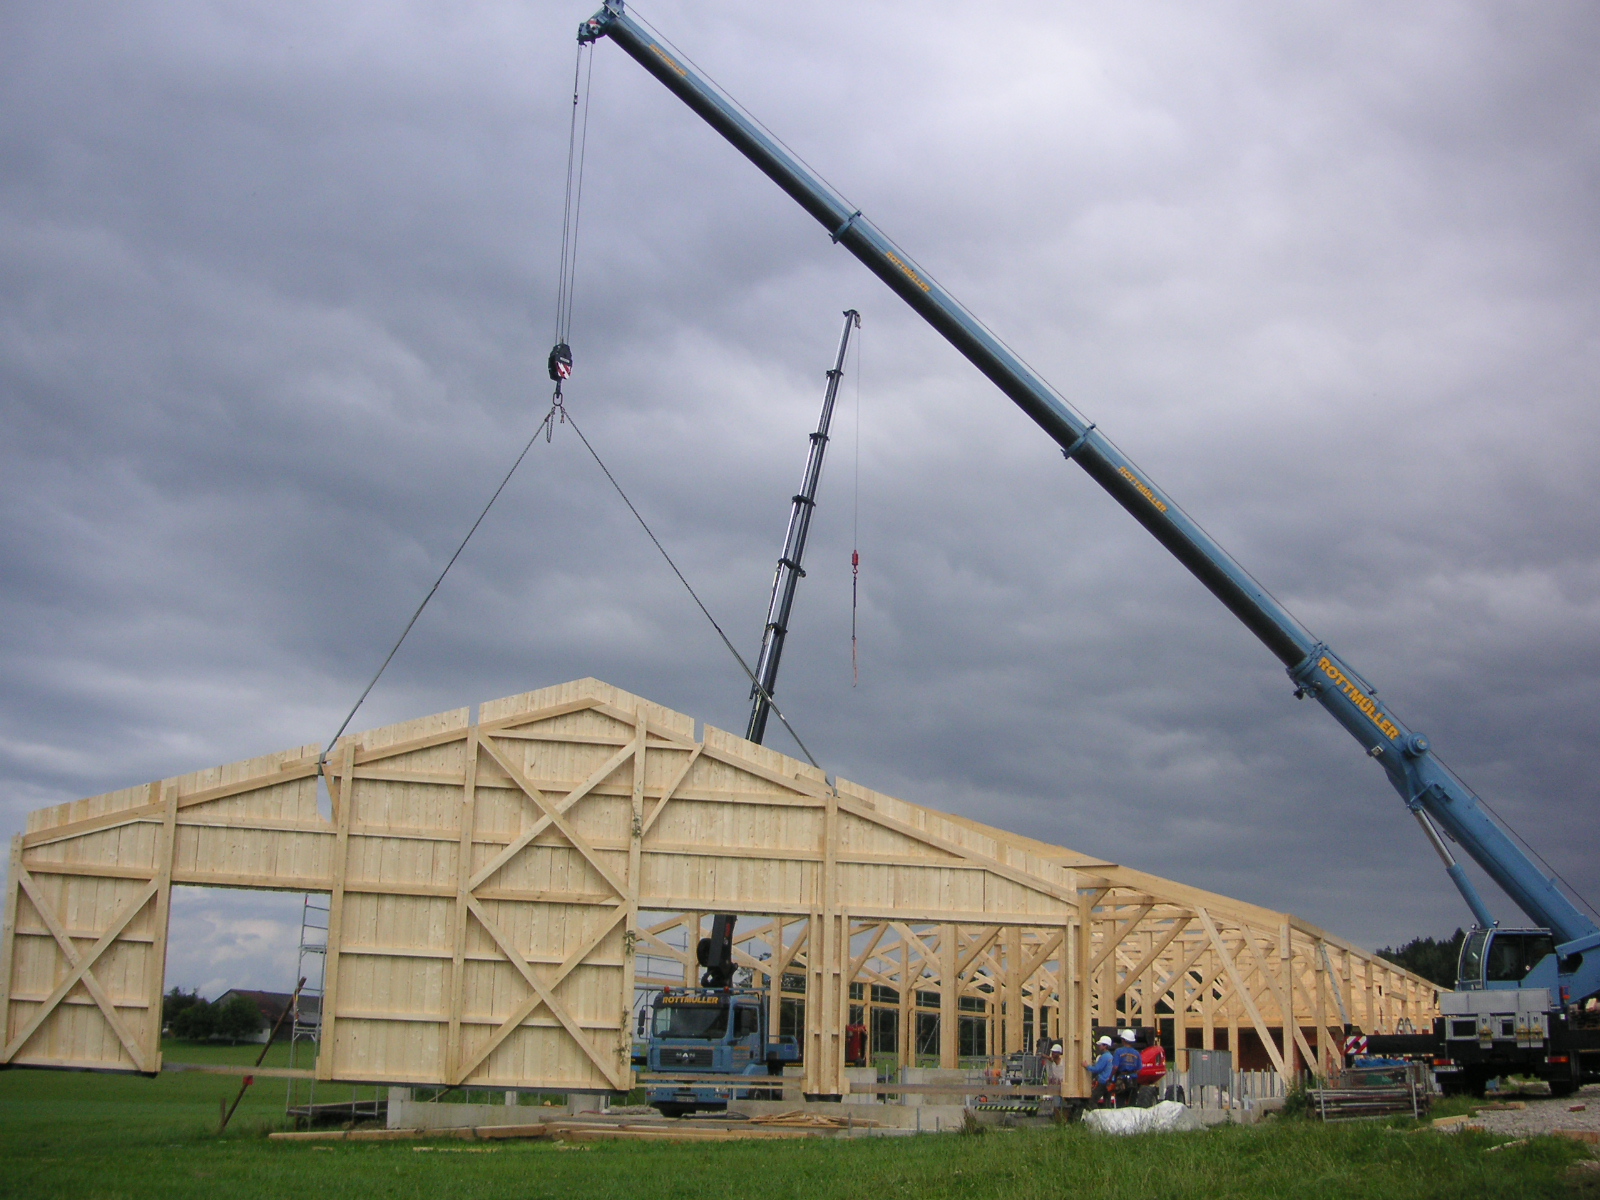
left=0, top=677, right=1438, bottom=1088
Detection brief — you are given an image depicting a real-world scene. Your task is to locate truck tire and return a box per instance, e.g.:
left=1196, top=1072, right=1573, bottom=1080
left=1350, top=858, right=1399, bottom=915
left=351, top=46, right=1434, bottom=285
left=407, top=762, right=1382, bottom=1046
left=1135, top=1085, right=1159, bottom=1109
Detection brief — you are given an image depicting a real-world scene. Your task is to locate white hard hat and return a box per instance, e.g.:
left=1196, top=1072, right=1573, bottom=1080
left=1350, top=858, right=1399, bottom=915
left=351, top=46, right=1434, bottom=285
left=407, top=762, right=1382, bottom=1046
left=1120, top=1029, right=1137, bottom=1043
left=1096, top=1035, right=1112, bottom=1047
left=1050, top=1043, right=1063, bottom=1054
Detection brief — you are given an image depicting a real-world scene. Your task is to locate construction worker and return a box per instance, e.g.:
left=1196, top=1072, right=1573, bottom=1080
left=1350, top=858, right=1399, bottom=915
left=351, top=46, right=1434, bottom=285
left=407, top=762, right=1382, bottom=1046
left=845, top=1021, right=868, bottom=1067
left=1033, top=1042, right=1065, bottom=1116
left=1046, top=1042, right=1066, bottom=1089
left=1085, top=1035, right=1115, bottom=1104
left=1112, top=1029, right=1143, bottom=1103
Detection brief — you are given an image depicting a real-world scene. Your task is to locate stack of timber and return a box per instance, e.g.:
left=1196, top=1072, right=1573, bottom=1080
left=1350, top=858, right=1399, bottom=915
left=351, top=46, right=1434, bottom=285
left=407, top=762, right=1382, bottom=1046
left=0, top=677, right=1440, bottom=1098
left=748, top=1110, right=881, bottom=1128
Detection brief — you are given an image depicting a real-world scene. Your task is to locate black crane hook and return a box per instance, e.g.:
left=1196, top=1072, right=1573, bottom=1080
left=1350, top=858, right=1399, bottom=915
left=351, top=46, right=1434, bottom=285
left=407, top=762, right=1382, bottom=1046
left=547, top=342, right=573, bottom=383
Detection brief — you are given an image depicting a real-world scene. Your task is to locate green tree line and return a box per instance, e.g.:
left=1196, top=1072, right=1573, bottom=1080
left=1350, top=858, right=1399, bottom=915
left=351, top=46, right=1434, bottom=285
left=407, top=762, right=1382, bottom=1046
left=161, top=989, right=265, bottom=1042
left=1376, top=929, right=1465, bottom=989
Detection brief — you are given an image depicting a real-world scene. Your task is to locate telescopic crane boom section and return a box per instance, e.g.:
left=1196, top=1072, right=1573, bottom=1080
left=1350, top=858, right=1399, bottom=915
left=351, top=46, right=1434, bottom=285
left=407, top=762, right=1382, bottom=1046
left=577, top=2, right=1600, bottom=1005
left=747, top=310, right=859, bottom=745
left=696, top=313, right=858, bottom=996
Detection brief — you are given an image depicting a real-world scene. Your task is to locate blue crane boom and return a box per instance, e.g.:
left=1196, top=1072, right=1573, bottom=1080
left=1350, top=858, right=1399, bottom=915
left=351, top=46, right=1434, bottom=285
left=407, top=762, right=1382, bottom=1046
left=576, top=2, right=1599, bottom=1012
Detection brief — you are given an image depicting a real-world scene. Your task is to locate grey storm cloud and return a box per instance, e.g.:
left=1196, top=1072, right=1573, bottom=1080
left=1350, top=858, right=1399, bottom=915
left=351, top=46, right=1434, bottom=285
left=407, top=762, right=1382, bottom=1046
left=2, top=0, right=1598, bottom=992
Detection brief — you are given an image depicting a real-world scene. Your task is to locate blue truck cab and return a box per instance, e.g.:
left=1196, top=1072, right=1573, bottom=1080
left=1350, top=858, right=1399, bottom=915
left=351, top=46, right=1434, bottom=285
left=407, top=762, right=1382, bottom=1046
left=646, top=988, right=799, bottom=1116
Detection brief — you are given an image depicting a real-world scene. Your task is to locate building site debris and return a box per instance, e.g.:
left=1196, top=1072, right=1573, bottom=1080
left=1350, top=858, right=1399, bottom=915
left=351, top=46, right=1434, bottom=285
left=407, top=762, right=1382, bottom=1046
left=1483, top=1137, right=1531, bottom=1152
left=1310, top=1062, right=1431, bottom=1122
left=1083, top=1101, right=1203, bottom=1135
left=747, top=1110, right=881, bottom=1128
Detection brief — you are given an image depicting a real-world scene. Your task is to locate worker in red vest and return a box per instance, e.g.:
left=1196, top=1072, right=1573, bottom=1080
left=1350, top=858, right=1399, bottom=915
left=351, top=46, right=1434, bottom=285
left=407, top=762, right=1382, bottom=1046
left=845, top=1021, right=868, bottom=1067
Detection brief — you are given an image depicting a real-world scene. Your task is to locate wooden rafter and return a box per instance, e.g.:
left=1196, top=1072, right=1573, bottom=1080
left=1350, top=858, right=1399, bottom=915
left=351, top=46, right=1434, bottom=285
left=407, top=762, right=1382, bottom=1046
left=1196, top=907, right=1287, bottom=1076
left=1110, top=916, right=1192, bottom=1003
left=1090, top=902, right=1154, bottom=973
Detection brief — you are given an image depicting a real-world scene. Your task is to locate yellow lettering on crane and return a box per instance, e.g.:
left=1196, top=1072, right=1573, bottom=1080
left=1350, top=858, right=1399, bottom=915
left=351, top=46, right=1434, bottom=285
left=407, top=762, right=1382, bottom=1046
left=884, top=251, right=932, bottom=293
left=1116, top=466, right=1169, bottom=514
left=1317, top=656, right=1401, bottom=739
left=648, top=43, right=688, bottom=77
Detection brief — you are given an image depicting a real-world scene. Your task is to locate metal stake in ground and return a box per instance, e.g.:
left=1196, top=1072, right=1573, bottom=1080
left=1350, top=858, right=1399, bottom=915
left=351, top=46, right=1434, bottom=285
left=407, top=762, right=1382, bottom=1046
left=219, top=976, right=307, bottom=1133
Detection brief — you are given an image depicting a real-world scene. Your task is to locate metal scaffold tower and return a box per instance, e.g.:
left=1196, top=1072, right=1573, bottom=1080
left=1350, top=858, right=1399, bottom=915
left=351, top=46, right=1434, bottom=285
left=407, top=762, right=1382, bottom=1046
left=283, top=892, right=385, bottom=1125
left=284, top=893, right=327, bottom=1118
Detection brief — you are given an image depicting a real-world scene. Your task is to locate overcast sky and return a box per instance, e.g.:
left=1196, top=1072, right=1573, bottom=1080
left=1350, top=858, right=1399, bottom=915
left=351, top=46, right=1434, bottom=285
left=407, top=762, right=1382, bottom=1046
left=4, top=0, right=1598, bottom=998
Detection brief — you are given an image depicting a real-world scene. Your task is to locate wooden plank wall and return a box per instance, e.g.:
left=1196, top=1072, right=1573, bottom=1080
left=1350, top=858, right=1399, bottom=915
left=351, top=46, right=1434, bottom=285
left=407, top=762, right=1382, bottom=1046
left=0, top=678, right=1438, bottom=1094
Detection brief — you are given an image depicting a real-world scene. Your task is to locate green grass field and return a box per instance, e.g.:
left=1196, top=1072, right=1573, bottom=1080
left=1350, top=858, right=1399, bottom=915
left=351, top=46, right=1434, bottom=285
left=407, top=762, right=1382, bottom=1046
left=0, top=1045, right=1593, bottom=1200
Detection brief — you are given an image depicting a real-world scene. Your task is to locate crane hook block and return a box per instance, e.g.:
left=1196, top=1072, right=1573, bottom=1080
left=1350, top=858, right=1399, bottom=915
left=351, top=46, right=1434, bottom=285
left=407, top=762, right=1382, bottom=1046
left=577, top=1, right=621, bottom=44
left=548, top=343, right=573, bottom=383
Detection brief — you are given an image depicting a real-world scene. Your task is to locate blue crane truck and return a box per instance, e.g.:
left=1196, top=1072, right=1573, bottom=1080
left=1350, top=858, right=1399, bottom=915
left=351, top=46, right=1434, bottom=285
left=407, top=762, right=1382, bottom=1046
left=1365, top=927, right=1597, bottom=1095
left=645, top=986, right=799, bottom=1117
left=642, top=914, right=800, bottom=1116
left=574, top=0, right=1600, bottom=1100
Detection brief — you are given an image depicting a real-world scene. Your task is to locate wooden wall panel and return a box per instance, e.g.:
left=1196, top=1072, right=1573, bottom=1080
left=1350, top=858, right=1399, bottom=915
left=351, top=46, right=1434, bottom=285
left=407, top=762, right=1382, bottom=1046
left=0, top=677, right=1439, bottom=1091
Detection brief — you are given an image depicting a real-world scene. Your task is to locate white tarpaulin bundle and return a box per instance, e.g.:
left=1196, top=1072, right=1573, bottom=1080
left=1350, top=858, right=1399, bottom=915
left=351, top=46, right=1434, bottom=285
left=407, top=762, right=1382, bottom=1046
left=1083, top=1101, right=1204, bottom=1135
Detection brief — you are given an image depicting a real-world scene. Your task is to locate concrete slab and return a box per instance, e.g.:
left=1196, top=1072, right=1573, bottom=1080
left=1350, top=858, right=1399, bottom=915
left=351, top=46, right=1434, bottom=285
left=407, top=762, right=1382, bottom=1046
left=388, top=1089, right=597, bottom=1130
left=897, top=1067, right=986, bottom=1107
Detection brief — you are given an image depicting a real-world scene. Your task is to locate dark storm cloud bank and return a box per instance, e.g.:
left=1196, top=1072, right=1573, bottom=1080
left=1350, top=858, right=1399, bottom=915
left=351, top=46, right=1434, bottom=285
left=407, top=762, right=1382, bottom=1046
left=3, top=0, right=1598, bottom=989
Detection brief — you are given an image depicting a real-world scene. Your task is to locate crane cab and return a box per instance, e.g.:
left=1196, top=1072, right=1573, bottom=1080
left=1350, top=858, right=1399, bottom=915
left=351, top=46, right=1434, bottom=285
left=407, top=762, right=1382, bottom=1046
left=1456, top=928, right=1555, bottom=991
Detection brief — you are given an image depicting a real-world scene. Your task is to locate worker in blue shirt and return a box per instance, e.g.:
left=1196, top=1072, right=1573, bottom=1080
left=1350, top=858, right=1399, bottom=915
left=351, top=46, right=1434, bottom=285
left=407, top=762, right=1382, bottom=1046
left=1084, top=1034, right=1115, bottom=1103
left=1111, top=1028, right=1144, bottom=1100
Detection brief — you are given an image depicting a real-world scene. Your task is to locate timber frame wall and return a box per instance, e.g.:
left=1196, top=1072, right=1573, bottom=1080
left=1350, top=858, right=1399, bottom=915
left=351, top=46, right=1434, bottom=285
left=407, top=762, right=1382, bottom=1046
left=0, top=679, right=1436, bottom=1096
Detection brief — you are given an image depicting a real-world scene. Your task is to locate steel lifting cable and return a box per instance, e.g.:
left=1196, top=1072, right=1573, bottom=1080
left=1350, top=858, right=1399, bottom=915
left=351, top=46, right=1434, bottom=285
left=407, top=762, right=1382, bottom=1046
left=321, top=44, right=601, bottom=764
left=322, top=43, right=826, bottom=779
left=548, top=42, right=594, bottom=391
left=561, top=408, right=823, bottom=770
left=320, top=405, right=559, bottom=765
left=541, top=36, right=822, bottom=770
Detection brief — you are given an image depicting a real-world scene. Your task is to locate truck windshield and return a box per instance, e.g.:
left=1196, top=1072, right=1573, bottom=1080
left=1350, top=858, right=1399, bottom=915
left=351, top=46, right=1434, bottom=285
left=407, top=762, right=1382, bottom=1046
left=655, top=1003, right=728, bottom=1040
left=1485, top=932, right=1555, bottom=983
left=1457, top=930, right=1487, bottom=987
